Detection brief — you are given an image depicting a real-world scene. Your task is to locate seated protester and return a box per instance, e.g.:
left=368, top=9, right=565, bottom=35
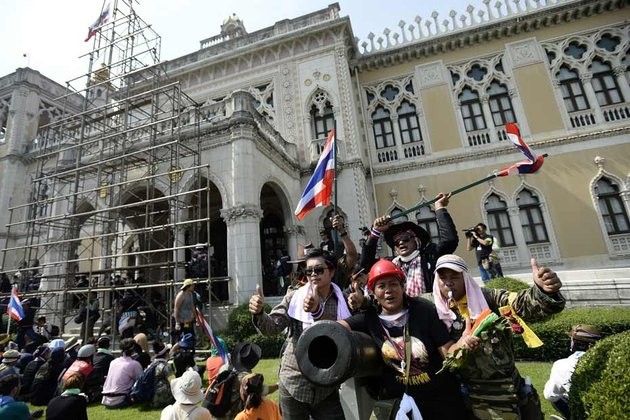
left=34, top=316, right=50, bottom=341
left=101, top=338, right=143, bottom=409
left=30, top=347, right=65, bottom=406
left=160, top=369, right=210, bottom=420
left=205, top=337, right=227, bottom=385
left=15, top=352, right=34, bottom=375
left=544, top=325, right=602, bottom=420
left=19, top=345, right=50, bottom=398
left=63, top=337, right=80, bottom=369
left=1, top=350, right=21, bottom=373
left=235, top=373, right=281, bottom=420
left=61, top=344, right=102, bottom=403
left=92, top=336, right=114, bottom=382
left=46, top=374, right=88, bottom=420
left=133, top=333, right=151, bottom=369
left=151, top=341, right=175, bottom=408
left=171, top=333, right=196, bottom=378
left=429, top=254, right=564, bottom=419
left=0, top=366, right=30, bottom=419
left=339, top=259, right=469, bottom=419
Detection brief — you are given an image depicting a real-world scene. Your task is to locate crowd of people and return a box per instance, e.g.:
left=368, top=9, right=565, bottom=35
left=1, top=194, right=603, bottom=420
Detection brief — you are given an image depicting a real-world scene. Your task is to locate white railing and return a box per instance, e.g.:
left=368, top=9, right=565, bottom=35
left=528, top=242, right=554, bottom=263
left=467, top=128, right=492, bottom=146
left=496, top=246, right=519, bottom=265
left=601, top=103, right=630, bottom=123
left=402, top=142, right=426, bottom=159
left=610, top=233, right=630, bottom=255
left=309, top=137, right=326, bottom=163
left=568, top=109, right=596, bottom=128
left=376, top=145, right=399, bottom=163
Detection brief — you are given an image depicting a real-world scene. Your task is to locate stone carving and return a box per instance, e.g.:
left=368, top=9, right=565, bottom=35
left=220, top=204, right=264, bottom=224
left=416, top=62, right=446, bottom=89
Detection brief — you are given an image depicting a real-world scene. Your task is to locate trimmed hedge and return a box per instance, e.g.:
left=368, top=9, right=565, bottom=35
left=513, top=306, right=630, bottom=361
left=221, top=303, right=285, bottom=358
left=485, top=276, right=530, bottom=292
left=569, top=330, right=630, bottom=419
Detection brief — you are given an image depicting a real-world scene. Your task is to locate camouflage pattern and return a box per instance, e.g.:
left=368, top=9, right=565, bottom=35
left=424, top=285, right=564, bottom=419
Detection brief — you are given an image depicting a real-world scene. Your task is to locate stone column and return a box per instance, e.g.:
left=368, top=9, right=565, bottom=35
left=480, top=94, right=499, bottom=143
left=284, top=224, right=306, bottom=261
left=221, top=205, right=264, bottom=305
left=580, top=73, right=605, bottom=124
left=507, top=205, right=530, bottom=265
left=613, top=66, right=630, bottom=103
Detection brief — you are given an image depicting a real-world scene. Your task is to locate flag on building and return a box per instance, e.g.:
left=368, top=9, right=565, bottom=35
left=195, top=307, right=228, bottom=363
left=6, top=286, right=25, bottom=321
left=497, top=123, right=544, bottom=176
left=294, top=129, right=335, bottom=221
left=85, top=1, right=111, bottom=42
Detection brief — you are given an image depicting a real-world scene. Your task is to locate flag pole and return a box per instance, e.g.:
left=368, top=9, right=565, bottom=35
left=6, top=312, right=10, bottom=335
left=332, top=121, right=339, bottom=254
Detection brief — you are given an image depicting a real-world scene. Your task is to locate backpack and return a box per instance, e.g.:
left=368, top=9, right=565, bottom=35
left=130, top=360, right=159, bottom=403
left=202, top=367, right=238, bottom=417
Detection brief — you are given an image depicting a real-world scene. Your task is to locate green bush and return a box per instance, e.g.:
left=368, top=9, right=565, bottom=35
left=246, top=333, right=285, bottom=358
left=513, top=306, right=630, bottom=361
left=569, top=330, right=630, bottom=419
left=485, top=276, right=529, bottom=292
left=221, top=302, right=284, bottom=358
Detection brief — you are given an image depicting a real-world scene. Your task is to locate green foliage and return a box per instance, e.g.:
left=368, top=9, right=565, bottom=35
left=221, top=302, right=284, bottom=358
left=485, top=276, right=529, bottom=292
left=569, top=331, right=630, bottom=419
left=512, top=306, right=630, bottom=361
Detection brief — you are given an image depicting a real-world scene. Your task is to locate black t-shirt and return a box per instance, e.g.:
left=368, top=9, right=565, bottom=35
left=46, top=394, right=88, bottom=420
left=345, top=297, right=466, bottom=419
left=472, top=233, right=494, bottom=263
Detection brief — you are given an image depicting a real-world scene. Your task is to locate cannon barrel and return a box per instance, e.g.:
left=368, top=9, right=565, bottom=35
left=296, top=320, right=383, bottom=387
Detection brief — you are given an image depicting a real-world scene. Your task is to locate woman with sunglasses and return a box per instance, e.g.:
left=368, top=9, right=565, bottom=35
left=249, top=248, right=351, bottom=419
left=361, top=192, right=458, bottom=297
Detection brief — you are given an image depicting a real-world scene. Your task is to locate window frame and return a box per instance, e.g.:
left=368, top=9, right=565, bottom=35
left=596, top=178, right=630, bottom=235
left=557, top=67, right=590, bottom=113
left=397, top=102, right=422, bottom=144
left=372, top=107, right=395, bottom=149
left=459, top=88, right=486, bottom=132
left=517, top=190, right=549, bottom=244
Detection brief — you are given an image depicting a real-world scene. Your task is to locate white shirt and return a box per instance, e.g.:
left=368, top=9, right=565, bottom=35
left=543, top=351, right=585, bottom=402
left=160, top=403, right=211, bottom=420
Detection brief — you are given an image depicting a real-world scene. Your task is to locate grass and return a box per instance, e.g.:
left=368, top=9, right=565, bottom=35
left=29, top=359, right=555, bottom=419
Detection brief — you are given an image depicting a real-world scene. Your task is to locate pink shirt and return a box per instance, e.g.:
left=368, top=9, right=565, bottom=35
left=101, top=355, right=143, bottom=406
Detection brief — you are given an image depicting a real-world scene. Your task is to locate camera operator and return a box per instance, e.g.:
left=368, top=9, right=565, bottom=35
left=465, top=223, right=498, bottom=283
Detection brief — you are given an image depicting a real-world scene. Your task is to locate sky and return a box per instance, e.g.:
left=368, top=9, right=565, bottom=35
left=1, top=0, right=475, bottom=85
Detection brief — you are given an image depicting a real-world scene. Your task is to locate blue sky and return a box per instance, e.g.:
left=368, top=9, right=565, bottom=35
left=1, top=0, right=472, bottom=84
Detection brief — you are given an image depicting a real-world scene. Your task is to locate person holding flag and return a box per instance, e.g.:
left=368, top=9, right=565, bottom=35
left=6, top=285, right=25, bottom=324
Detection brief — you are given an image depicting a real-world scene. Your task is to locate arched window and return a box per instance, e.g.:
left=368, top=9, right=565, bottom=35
left=590, top=59, right=623, bottom=106
left=557, top=67, right=589, bottom=112
left=415, top=207, right=438, bottom=243
left=517, top=189, right=549, bottom=244
left=485, top=194, right=515, bottom=246
left=488, top=82, right=516, bottom=126
left=459, top=88, right=486, bottom=132
left=397, top=102, right=422, bottom=144
left=310, top=101, right=334, bottom=140
left=595, top=178, right=630, bottom=235
left=389, top=208, right=408, bottom=222
left=372, top=106, right=395, bottom=149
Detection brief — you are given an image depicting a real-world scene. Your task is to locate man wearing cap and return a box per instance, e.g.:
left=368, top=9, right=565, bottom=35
left=150, top=341, right=175, bottom=408
left=544, top=325, right=602, bottom=419
left=101, top=338, right=143, bottom=408
left=171, top=333, right=196, bottom=378
left=429, top=254, right=565, bottom=419
left=173, top=279, right=197, bottom=347
left=363, top=192, right=457, bottom=297
left=0, top=349, right=20, bottom=374
left=20, top=345, right=50, bottom=398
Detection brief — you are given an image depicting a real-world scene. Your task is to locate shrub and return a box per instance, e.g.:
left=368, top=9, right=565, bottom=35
left=485, top=276, right=529, bottom=292
left=221, top=302, right=284, bottom=358
left=246, top=333, right=285, bottom=359
left=569, top=330, right=630, bottom=419
left=513, top=306, right=630, bottom=361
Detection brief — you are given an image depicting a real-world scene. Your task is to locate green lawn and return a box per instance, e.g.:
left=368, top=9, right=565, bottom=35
left=30, top=359, right=556, bottom=419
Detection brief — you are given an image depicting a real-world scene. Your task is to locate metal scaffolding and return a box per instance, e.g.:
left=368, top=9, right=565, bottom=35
left=0, top=0, right=219, bottom=343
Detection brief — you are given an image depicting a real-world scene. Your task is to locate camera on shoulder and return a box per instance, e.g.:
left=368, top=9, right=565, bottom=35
left=462, top=227, right=477, bottom=238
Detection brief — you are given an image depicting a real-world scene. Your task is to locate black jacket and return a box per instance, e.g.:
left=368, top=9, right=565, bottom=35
left=359, top=208, right=458, bottom=292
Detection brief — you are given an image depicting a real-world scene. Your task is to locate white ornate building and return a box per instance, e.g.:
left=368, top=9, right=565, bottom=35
left=0, top=0, right=629, bottom=327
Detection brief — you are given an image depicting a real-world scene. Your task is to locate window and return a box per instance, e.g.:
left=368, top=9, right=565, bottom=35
left=390, top=208, right=408, bottom=222
left=415, top=207, right=438, bottom=243
left=310, top=102, right=334, bottom=140
left=397, top=102, right=422, bottom=144
left=557, top=67, right=589, bottom=112
left=488, top=82, right=516, bottom=126
left=485, top=194, right=515, bottom=246
left=595, top=178, right=630, bottom=235
left=372, top=106, right=395, bottom=149
left=590, top=60, right=622, bottom=106
left=460, top=88, right=486, bottom=131
left=517, top=190, right=549, bottom=244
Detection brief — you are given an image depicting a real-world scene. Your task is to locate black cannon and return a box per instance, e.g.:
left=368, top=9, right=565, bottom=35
left=295, top=320, right=383, bottom=387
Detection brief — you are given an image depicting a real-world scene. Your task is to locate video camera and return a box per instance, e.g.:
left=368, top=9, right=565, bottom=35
left=462, top=227, right=478, bottom=238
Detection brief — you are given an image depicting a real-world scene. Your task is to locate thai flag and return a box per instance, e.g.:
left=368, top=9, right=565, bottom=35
left=195, top=307, right=228, bottom=363
left=497, top=123, right=544, bottom=177
left=85, top=1, right=111, bottom=42
left=294, top=129, right=335, bottom=221
left=6, top=286, right=25, bottom=321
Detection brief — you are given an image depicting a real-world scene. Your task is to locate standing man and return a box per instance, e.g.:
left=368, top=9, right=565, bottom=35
left=173, top=279, right=196, bottom=347
left=466, top=222, right=497, bottom=282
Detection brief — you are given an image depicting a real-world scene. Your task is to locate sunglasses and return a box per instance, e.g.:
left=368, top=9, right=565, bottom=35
left=305, top=266, right=328, bottom=276
left=393, top=235, right=413, bottom=245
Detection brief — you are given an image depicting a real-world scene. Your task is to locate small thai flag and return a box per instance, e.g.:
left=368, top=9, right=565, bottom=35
left=6, top=286, right=25, bottom=321
left=196, top=307, right=228, bottom=363
left=497, top=123, right=544, bottom=176
left=294, top=129, right=335, bottom=221
left=85, top=1, right=111, bottom=42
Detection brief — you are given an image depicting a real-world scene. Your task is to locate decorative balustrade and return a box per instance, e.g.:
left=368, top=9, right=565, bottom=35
left=309, top=137, right=326, bottom=163
left=467, top=128, right=492, bottom=146
left=528, top=242, right=554, bottom=263
left=568, top=109, right=596, bottom=128
left=356, top=0, right=568, bottom=55
left=496, top=246, right=519, bottom=265
left=601, top=103, right=630, bottom=123
left=402, top=143, right=425, bottom=159
left=376, top=145, right=399, bottom=163
left=610, top=233, right=630, bottom=255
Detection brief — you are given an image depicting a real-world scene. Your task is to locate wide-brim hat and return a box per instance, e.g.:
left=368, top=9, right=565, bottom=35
left=181, top=279, right=194, bottom=290
left=383, top=221, right=430, bottom=250
left=154, top=342, right=171, bottom=358
left=2, top=349, right=20, bottom=363
left=64, top=337, right=80, bottom=351
left=568, top=324, right=602, bottom=343
left=231, top=342, right=262, bottom=371
left=171, top=369, right=203, bottom=404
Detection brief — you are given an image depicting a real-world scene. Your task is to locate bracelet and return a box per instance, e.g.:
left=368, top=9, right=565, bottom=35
left=339, top=231, right=348, bottom=237
left=312, top=303, right=324, bottom=319
left=370, top=227, right=382, bottom=238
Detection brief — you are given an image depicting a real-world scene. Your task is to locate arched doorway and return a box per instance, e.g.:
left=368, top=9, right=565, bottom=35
left=260, top=183, right=289, bottom=296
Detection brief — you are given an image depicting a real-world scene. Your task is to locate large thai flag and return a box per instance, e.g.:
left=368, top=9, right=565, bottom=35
left=294, top=129, right=335, bottom=221
left=497, top=123, right=544, bottom=177
left=195, top=307, right=228, bottom=363
left=85, top=1, right=111, bottom=42
left=6, top=286, right=25, bottom=321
